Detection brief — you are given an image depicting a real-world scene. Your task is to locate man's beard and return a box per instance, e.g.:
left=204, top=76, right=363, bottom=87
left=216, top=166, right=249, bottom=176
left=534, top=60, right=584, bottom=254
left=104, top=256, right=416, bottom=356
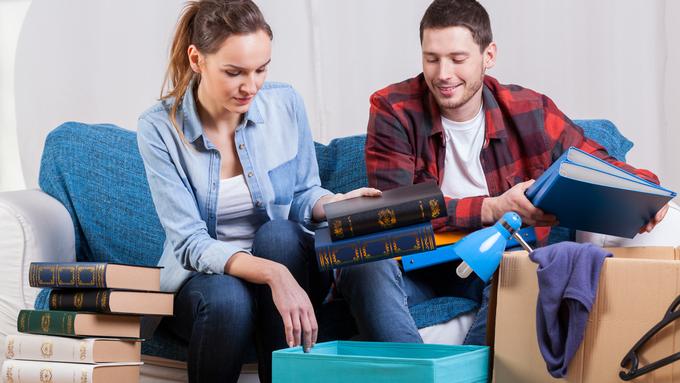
left=435, top=72, right=484, bottom=112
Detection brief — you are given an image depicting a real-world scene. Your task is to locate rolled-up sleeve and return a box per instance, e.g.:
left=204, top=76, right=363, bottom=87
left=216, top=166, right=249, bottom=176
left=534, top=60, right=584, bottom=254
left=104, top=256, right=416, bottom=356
left=137, top=117, right=245, bottom=275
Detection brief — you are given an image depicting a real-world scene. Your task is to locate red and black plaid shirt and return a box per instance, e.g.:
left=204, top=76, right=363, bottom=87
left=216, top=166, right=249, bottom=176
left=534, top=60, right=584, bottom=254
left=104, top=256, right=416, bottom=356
left=366, top=74, right=659, bottom=232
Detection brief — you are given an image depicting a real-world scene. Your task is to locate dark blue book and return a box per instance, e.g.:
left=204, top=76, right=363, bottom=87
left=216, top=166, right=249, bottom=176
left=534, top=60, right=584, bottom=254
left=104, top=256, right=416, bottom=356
left=28, top=262, right=161, bottom=291
left=525, top=147, right=676, bottom=238
left=314, top=222, right=436, bottom=271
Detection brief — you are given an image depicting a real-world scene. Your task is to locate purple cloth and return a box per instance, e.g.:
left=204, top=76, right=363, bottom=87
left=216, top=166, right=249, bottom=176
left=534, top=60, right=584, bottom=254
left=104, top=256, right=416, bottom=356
left=529, top=242, right=612, bottom=378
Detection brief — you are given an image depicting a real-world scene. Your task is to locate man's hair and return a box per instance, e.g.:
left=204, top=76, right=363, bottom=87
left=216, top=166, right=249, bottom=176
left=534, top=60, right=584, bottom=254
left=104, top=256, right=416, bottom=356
left=419, top=0, right=492, bottom=51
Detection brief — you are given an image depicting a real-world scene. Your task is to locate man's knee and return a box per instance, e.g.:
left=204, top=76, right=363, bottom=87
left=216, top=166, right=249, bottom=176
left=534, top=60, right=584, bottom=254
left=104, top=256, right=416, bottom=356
left=337, top=259, right=402, bottom=291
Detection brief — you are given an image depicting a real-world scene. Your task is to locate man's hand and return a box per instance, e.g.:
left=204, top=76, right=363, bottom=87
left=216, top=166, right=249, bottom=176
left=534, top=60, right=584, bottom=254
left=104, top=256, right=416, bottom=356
left=639, top=203, right=670, bottom=234
left=482, top=180, right=558, bottom=227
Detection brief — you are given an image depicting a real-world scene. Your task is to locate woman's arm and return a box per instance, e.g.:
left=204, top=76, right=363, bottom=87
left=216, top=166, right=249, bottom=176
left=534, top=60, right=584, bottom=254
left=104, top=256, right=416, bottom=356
left=225, top=252, right=317, bottom=351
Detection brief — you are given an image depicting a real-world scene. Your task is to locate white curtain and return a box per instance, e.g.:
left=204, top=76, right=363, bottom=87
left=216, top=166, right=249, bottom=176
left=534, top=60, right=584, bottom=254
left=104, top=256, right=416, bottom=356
left=3, top=0, right=679, bottom=193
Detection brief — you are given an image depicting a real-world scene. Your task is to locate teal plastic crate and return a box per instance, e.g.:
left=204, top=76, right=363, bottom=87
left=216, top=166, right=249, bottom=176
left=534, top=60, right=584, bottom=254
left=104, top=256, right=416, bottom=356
left=272, top=341, right=489, bottom=383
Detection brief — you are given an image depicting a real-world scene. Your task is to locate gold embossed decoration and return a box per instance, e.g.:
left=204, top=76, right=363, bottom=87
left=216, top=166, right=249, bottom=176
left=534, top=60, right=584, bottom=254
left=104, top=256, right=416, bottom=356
left=377, top=208, right=396, bottom=228
left=5, top=365, right=14, bottom=383
left=74, top=292, right=84, bottom=310
left=331, top=220, right=344, bottom=239
left=80, top=370, right=88, bottom=383
left=79, top=341, right=88, bottom=360
left=429, top=199, right=441, bottom=218
left=40, top=341, right=53, bottom=359
left=5, top=339, right=14, bottom=359
left=40, top=313, right=51, bottom=333
left=39, top=368, right=53, bottom=383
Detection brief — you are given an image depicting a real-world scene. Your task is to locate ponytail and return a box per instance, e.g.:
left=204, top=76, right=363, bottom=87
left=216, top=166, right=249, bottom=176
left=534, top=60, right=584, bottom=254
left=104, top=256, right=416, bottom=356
left=160, top=2, right=200, bottom=140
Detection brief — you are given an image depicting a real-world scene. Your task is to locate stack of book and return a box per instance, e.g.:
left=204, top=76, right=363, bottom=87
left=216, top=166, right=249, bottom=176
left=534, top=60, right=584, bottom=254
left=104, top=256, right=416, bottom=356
left=316, top=181, right=459, bottom=270
left=2, top=262, right=173, bottom=383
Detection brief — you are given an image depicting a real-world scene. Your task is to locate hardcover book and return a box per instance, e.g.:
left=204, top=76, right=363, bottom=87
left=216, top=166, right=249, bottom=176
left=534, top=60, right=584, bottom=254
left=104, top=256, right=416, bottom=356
left=314, top=222, right=436, bottom=271
left=4, top=334, right=141, bottom=364
left=28, top=262, right=161, bottom=292
left=17, top=310, right=143, bottom=339
left=525, top=147, right=676, bottom=238
left=48, top=289, right=174, bottom=316
left=324, top=181, right=447, bottom=241
left=1, top=359, right=141, bottom=383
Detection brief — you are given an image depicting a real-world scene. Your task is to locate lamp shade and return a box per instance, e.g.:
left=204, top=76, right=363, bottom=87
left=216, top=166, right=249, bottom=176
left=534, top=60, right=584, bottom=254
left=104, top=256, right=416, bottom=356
left=454, top=212, right=523, bottom=282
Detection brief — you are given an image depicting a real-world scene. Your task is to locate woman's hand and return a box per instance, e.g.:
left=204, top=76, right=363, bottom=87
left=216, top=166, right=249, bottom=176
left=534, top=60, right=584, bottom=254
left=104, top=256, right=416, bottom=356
left=268, top=264, right=318, bottom=352
left=312, top=187, right=382, bottom=221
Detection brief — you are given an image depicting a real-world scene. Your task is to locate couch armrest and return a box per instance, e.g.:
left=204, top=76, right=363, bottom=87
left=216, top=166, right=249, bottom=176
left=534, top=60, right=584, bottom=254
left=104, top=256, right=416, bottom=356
left=0, top=189, right=75, bottom=337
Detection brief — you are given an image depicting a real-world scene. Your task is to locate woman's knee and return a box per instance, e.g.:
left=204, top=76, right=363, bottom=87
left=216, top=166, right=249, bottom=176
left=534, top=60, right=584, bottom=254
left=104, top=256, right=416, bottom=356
left=252, top=219, right=312, bottom=265
left=191, top=275, right=256, bottom=326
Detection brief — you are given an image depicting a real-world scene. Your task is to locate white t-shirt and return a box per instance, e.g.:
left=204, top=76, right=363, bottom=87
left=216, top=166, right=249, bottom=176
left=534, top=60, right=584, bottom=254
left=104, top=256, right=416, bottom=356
left=215, top=174, right=268, bottom=251
left=440, top=105, right=490, bottom=199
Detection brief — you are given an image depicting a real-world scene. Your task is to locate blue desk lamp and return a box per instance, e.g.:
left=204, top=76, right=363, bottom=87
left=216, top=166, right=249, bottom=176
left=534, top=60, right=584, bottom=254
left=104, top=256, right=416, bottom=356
left=454, top=212, right=533, bottom=282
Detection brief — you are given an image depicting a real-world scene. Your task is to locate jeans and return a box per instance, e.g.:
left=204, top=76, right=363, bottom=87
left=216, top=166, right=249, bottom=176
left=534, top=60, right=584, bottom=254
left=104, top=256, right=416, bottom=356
left=336, top=258, right=487, bottom=344
left=160, top=219, right=331, bottom=383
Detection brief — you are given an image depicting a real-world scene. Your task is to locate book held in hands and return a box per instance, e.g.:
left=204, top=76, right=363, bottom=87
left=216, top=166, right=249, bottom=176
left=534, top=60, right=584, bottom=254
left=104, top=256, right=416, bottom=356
left=525, top=146, right=676, bottom=238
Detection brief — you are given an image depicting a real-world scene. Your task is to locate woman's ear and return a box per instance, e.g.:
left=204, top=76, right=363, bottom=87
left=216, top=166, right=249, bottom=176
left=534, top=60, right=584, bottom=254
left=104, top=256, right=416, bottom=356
left=187, top=45, right=203, bottom=74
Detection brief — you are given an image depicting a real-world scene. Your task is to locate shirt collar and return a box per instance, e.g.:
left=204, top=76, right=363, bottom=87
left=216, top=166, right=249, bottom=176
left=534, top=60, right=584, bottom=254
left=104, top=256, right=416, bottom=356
left=423, top=75, right=508, bottom=141
left=181, top=79, right=265, bottom=143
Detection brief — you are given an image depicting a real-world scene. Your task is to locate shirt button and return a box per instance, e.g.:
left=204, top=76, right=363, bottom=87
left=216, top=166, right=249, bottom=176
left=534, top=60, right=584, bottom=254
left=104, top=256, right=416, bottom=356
left=239, top=144, right=245, bottom=150
left=256, top=200, right=262, bottom=207
left=247, top=171, right=253, bottom=178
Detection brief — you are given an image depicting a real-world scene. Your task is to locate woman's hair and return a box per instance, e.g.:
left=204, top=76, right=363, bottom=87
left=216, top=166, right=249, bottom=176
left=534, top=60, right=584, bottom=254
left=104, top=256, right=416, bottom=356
left=160, top=0, right=273, bottom=137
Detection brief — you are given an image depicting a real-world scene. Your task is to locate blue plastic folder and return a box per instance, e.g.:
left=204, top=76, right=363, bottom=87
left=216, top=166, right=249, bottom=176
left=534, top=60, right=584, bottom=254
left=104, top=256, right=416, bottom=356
left=525, top=147, right=676, bottom=238
left=272, top=341, right=488, bottom=383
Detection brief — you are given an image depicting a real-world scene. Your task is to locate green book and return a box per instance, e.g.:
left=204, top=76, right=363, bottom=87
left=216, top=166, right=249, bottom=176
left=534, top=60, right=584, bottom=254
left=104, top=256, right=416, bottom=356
left=17, top=310, right=143, bottom=338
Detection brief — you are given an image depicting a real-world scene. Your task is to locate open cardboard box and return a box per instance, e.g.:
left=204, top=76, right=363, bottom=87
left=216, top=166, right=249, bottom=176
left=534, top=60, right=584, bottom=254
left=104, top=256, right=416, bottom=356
left=491, top=247, right=680, bottom=382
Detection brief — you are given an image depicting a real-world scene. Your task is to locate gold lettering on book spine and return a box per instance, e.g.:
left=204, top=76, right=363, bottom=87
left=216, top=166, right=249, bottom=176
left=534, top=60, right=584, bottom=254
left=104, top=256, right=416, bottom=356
left=377, top=208, right=396, bottom=228
left=66, top=313, right=74, bottom=335
left=5, top=338, right=14, bottom=359
left=40, top=341, right=53, bottom=359
left=39, top=368, right=53, bottom=383
left=79, top=341, right=88, bottom=360
left=419, top=200, right=425, bottom=219
left=100, top=291, right=108, bottom=312
left=41, top=313, right=51, bottom=333
left=429, top=199, right=441, bottom=218
left=81, top=369, right=88, bottom=383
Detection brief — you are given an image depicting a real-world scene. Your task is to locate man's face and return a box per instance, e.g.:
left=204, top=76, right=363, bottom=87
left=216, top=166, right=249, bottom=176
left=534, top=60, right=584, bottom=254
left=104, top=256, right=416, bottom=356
left=421, top=26, right=495, bottom=121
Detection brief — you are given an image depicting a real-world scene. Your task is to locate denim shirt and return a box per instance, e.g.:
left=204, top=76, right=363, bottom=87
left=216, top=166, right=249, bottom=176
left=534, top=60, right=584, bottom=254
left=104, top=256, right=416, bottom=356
left=137, top=82, right=331, bottom=292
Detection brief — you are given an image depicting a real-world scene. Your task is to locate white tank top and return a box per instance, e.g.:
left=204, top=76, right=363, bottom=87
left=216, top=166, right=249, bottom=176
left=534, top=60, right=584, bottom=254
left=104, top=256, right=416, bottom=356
left=215, top=174, right=268, bottom=251
left=440, top=105, right=490, bottom=199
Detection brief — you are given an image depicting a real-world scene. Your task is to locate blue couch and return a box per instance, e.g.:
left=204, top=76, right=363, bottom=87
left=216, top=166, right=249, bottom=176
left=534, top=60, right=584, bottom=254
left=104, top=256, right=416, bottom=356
left=33, top=119, right=632, bottom=362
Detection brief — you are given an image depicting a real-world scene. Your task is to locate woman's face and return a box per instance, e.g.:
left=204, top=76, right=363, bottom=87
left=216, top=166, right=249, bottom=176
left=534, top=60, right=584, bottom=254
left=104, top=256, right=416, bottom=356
left=190, top=30, right=271, bottom=115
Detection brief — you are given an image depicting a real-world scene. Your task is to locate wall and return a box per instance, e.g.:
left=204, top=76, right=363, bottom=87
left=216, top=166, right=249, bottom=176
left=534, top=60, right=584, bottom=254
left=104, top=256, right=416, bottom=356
left=5, top=0, right=679, bottom=194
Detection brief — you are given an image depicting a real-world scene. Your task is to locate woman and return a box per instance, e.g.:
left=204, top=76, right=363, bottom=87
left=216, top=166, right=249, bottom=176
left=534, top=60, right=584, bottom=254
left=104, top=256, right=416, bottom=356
left=137, top=1, right=379, bottom=382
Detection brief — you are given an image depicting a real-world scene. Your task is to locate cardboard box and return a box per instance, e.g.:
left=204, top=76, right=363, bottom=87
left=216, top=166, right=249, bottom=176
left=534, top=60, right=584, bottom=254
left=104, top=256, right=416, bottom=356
left=493, top=247, right=680, bottom=382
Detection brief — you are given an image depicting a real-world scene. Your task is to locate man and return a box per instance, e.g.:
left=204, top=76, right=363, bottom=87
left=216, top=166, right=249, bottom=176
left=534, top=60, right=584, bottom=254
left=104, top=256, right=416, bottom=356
left=336, top=0, right=668, bottom=345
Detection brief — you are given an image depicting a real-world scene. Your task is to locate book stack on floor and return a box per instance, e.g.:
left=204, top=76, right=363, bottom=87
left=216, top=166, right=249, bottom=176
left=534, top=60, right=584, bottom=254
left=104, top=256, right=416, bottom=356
left=2, top=262, right=173, bottom=383
left=316, top=181, right=460, bottom=270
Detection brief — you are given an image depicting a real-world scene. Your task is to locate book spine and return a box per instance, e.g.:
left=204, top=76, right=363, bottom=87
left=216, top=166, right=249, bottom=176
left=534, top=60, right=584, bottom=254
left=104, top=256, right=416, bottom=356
left=316, top=224, right=436, bottom=271
left=29, top=263, right=109, bottom=289
left=1, top=359, right=94, bottom=383
left=4, top=335, right=95, bottom=364
left=17, top=310, right=76, bottom=337
left=328, top=193, right=446, bottom=241
left=49, top=290, right=112, bottom=314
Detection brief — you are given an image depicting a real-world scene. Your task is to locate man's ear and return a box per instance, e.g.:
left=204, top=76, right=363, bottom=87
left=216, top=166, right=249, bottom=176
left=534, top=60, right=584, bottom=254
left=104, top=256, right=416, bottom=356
left=483, top=42, right=497, bottom=70
left=187, top=45, right=203, bottom=74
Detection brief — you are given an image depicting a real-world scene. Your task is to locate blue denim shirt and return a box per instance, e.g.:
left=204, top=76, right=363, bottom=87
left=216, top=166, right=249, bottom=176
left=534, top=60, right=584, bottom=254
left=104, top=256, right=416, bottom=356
left=137, top=82, right=331, bottom=292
